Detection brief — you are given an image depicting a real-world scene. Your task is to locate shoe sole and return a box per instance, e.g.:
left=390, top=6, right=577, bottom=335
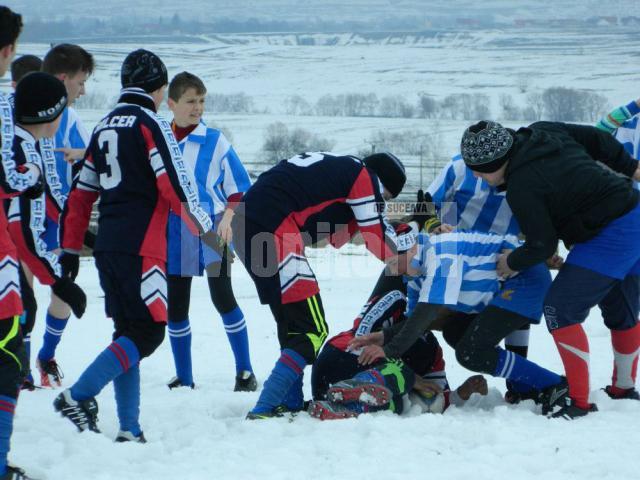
left=327, top=383, right=392, bottom=407
left=308, top=402, right=359, bottom=421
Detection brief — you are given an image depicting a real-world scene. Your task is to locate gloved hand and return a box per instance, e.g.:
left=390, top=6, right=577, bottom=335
left=17, top=163, right=44, bottom=200
left=410, top=189, right=441, bottom=233
left=83, top=231, right=97, bottom=250
left=52, top=277, right=87, bottom=318
left=59, top=252, right=80, bottom=280
left=201, top=229, right=225, bottom=258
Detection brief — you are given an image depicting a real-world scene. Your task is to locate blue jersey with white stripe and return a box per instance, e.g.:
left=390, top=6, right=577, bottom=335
left=426, top=155, right=520, bottom=235
left=406, top=231, right=520, bottom=314
left=53, top=107, right=90, bottom=195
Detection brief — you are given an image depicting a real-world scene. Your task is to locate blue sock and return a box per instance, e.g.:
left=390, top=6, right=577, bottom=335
left=0, top=396, right=16, bottom=476
left=168, top=319, right=193, bottom=385
left=494, top=348, right=562, bottom=390
left=354, top=369, right=386, bottom=386
left=37, top=312, right=69, bottom=362
left=221, top=307, right=253, bottom=374
left=281, top=375, right=303, bottom=411
left=23, top=333, right=31, bottom=378
left=251, top=349, right=306, bottom=414
left=70, top=336, right=140, bottom=401
left=113, top=363, right=141, bottom=436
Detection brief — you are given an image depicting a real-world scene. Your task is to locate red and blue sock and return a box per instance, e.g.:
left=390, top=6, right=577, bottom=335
left=114, top=363, right=142, bottom=436
left=0, top=395, right=16, bottom=476
left=251, top=349, right=305, bottom=414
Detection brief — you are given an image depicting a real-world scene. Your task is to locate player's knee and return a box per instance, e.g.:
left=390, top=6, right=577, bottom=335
left=129, top=322, right=166, bottom=359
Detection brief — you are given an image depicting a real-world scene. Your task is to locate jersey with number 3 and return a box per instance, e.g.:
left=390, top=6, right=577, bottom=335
left=60, top=88, right=212, bottom=261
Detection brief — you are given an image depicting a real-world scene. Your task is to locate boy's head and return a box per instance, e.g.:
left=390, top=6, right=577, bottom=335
left=0, top=6, right=23, bottom=77
left=168, top=71, right=206, bottom=127
left=42, top=43, right=94, bottom=106
left=121, top=49, right=168, bottom=109
left=10, top=54, right=42, bottom=88
left=14, top=72, right=68, bottom=139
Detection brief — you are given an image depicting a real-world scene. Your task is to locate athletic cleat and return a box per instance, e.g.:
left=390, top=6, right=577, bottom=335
left=234, top=371, right=257, bottom=392
left=20, top=378, right=37, bottom=392
left=537, top=377, right=569, bottom=415
left=0, top=464, right=35, bottom=479
left=115, top=430, right=147, bottom=443
left=245, top=409, right=284, bottom=420
left=308, top=400, right=360, bottom=420
left=603, top=385, right=640, bottom=400
left=327, top=379, right=392, bottom=407
left=36, top=358, right=63, bottom=388
left=505, top=388, right=539, bottom=405
left=550, top=399, right=598, bottom=420
left=53, top=389, right=100, bottom=433
left=167, top=376, right=194, bottom=390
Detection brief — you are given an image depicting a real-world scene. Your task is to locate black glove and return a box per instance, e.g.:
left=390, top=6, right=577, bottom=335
left=59, top=252, right=80, bottom=280
left=52, top=277, right=87, bottom=318
left=201, top=229, right=225, bottom=258
left=410, top=189, right=441, bottom=233
left=18, top=164, right=45, bottom=200
left=83, top=231, right=96, bottom=250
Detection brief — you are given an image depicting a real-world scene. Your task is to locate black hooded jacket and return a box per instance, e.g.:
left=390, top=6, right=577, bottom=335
left=504, top=121, right=639, bottom=272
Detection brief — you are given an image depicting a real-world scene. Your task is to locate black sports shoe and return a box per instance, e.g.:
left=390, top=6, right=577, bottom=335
left=234, top=371, right=257, bottom=392
left=603, top=385, right=640, bottom=400
left=115, top=430, right=147, bottom=443
left=167, top=376, right=194, bottom=390
left=53, top=389, right=100, bottom=433
left=550, top=399, right=598, bottom=420
left=537, top=377, right=569, bottom=415
left=505, top=388, right=539, bottom=405
left=0, top=465, right=34, bottom=479
left=36, top=358, right=63, bottom=388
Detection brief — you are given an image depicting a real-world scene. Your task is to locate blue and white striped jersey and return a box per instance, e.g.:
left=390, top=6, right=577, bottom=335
left=426, top=154, right=520, bottom=235
left=52, top=107, right=90, bottom=195
left=176, top=122, right=250, bottom=216
left=596, top=100, right=640, bottom=159
left=406, top=231, right=520, bottom=314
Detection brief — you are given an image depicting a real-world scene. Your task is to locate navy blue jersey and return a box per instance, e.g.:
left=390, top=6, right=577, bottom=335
left=60, top=88, right=212, bottom=260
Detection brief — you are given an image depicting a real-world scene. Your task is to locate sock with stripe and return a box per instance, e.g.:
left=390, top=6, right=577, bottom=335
left=493, top=347, right=562, bottom=390
left=168, top=318, right=193, bottom=385
left=281, top=375, right=303, bottom=411
left=113, top=363, right=142, bottom=436
left=0, top=396, right=16, bottom=476
left=37, top=312, right=69, bottom=362
left=552, top=324, right=590, bottom=409
left=221, top=307, right=253, bottom=374
left=70, top=336, right=140, bottom=402
left=610, top=323, right=640, bottom=394
left=504, top=327, right=531, bottom=393
left=251, top=349, right=306, bottom=414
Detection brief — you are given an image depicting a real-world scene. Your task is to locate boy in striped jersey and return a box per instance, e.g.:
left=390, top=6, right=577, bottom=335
left=596, top=98, right=640, bottom=159
left=165, top=72, right=255, bottom=391
left=351, top=229, right=567, bottom=413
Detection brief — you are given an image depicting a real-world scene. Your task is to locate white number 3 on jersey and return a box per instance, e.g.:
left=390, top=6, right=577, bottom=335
left=97, top=130, right=122, bottom=189
left=286, top=152, right=326, bottom=167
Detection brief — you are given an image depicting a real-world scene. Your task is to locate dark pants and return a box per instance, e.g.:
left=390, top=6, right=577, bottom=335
left=18, top=266, right=36, bottom=337
left=95, top=253, right=166, bottom=359
left=168, top=248, right=238, bottom=319
left=544, top=263, right=640, bottom=332
left=0, top=317, right=26, bottom=399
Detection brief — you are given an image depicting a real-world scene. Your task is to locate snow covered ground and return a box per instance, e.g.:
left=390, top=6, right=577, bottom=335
left=11, top=245, right=640, bottom=480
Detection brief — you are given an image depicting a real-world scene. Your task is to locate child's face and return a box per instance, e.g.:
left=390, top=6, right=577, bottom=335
left=0, top=43, right=17, bottom=78
left=169, top=88, right=205, bottom=127
left=59, top=70, right=89, bottom=105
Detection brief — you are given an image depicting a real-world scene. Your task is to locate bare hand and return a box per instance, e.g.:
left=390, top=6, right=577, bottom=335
left=348, top=331, right=383, bottom=351
left=55, top=147, right=86, bottom=164
left=633, top=164, right=640, bottom=182
left=216, top=209, right=235, bottom=245
left=456, top=374, right=488, bottom=401
left=413, top=377, right=443, bottom=397
left=545, top=253, right=564, bottom=270
left=497, top=249, right=517, bottom=279
left=357, top=345, right=386, bottom=366
left=431, top=223, right=454, bottom=235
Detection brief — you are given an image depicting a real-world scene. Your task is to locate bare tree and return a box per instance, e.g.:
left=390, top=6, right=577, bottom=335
left=262, top=122, right=335, bottom=164
left=499, top=93, right=521, bottom=120
left=526, top=91, right=545, bottom=121
left=417, top=94, right=438, bottom=119
left=285, top=95, right=313, bottom=116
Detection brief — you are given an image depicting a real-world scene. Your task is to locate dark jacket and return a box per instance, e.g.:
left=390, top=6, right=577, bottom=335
left=505, top=121, right=639, bottom=272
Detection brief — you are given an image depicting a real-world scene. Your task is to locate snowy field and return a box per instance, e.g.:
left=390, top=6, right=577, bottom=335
left=11, top=246, right=640, bottom=480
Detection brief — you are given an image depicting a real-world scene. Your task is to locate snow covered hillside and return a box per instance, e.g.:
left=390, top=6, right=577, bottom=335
left=12, top=247, right=640, bottom=480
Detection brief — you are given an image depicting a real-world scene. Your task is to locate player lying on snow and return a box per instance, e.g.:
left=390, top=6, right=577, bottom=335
left=342, top=225, right=573, bottom=418
left=308, top=225, right=488, bottom=420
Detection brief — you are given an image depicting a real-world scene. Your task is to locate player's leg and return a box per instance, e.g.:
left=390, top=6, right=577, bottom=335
left=36, top=291, right=71, bottom=388
left=166, top=274, right=194, bottom=389
left=17, top=265, right=36, bottom=390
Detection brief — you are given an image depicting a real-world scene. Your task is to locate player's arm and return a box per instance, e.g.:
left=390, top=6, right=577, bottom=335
left=595, top=100, right=640, bottom=134
left=140, top=117, right=212, bottom=236
left=218, top=137, right=251, bottom=243
left=381, top=302, right=441, bottom=359
left=347, top=167, right=398, bottom=261
left=421, top=157, right=461, bottom=232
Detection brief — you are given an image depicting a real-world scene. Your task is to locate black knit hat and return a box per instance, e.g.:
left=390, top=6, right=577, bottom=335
left=14, top=72, right=67, bottom=125
left=461, top=121, right=514, bottom=173
left=363, top=152, right=406, bottom=198
left=121, top=49, right=168, bottom=93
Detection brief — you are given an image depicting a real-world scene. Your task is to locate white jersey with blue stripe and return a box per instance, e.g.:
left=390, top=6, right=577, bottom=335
left=426, top=155, right=520, bottom=235
left=406, top=231, right=520, bottom=314
left=52, top=107, right=90, bottom=195
left=176, top=122, right=250, bottom=216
